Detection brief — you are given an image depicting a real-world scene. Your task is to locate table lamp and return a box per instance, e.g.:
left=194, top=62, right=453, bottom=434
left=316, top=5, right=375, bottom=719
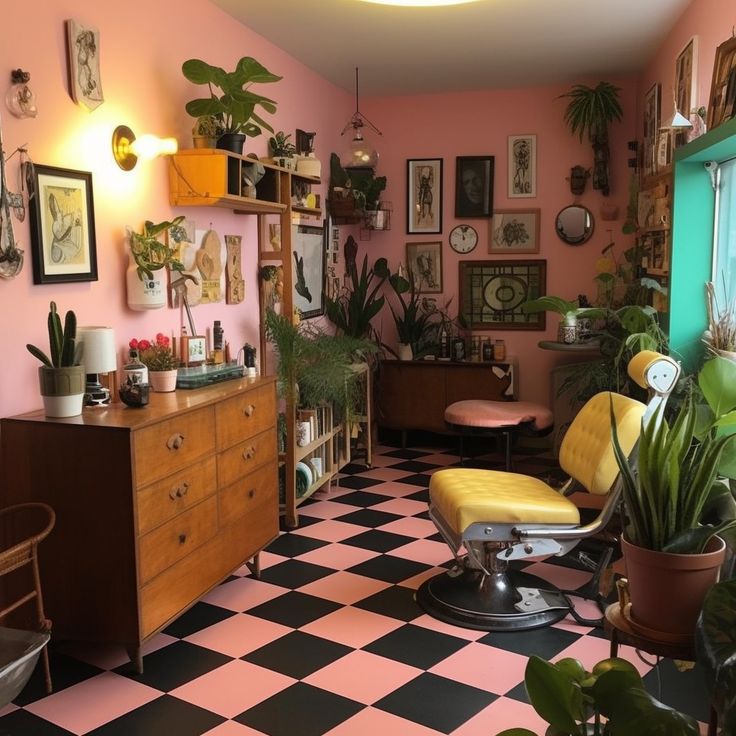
left=77, top=326, right=117, bottom=406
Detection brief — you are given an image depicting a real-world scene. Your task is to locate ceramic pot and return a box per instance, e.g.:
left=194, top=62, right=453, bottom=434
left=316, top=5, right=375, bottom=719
left=148, top=369, right=178, bottom=393
left=216, top=133, right=245, bottom=155
left=397, top=343, right=413, bottom=361
left=126, top=252, right=165, bottom=310
left=38, top=365, right=85, bottom=418
left=558, top=317, right=578, bottom=344
left=192, top=135, right=216, bottom=149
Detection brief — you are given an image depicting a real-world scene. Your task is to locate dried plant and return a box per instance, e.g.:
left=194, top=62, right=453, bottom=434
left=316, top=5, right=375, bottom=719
left=705, top=280, right=736, bottom=353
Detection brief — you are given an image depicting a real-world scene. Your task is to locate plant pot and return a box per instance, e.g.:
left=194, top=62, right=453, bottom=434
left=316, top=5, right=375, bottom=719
left=148, top=370, right=178, bottom=392
left=558, top=317, right=577, bottom=344
left=192, top=135, right=216, bottom=149
left=216, top=133, right=246, bottom=155
left=622, top=535, right=726, bottom=638
left=126, top=252, right=166, bottom=311
left=397, top=343, right=413, bottom=361
left=38, top=365, right=85, bottom=418
left=273, top=156, right=296, bottom=170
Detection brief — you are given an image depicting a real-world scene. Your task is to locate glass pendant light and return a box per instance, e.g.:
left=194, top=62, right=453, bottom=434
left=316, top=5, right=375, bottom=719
left=341, top=67, right=382, bottom=170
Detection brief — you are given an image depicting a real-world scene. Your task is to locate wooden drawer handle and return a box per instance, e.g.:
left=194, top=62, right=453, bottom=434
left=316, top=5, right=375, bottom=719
left=167, top=433, right=185, bottom=451
left=169, top=482, right=190, bottom=500
left=178, top=533, right=187, bottom=545
left=248, top=488, right=255, bottom=499
left=242, top=445, right=256, bottom=461
left=243, top=404, right=255, bottom=417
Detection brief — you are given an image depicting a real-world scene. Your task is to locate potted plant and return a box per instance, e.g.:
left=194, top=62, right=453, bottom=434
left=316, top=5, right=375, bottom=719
left=559, top=81, right=623, bottom=196
left=704, top=280, right=736, bottom=360
left=130, top=334, right=180, bottom=392
left=191, top=115, right=224, bottom=149
left=268, top=131, right=296, bottom=170
left=126, top=216, right=186, bottom=311
left=521, top=295, right=605, bottom=344
left=611, top=355, right=736, bottom=638
left=26, top=301, right=85, bottom=418
left=182, top=56, right=282, bottom=155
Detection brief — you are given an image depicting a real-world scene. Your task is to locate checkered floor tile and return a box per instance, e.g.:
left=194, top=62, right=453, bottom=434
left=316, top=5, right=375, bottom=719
left=1, top=442, right=711, bottom=735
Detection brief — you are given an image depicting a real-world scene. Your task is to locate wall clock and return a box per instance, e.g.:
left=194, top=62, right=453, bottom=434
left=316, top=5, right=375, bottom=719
left=449, top=224, right=478, bottom=254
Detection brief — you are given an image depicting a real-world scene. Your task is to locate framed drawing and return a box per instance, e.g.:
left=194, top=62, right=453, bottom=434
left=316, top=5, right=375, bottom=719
left=707, top=36, right=736, bottom=131
left=65, top=19, right=104, bottom=111
left=507, top=135, right=536, bottom=198
left=458, top=259, right=546, bottom=330
left=406, top=241, right=442, bottom=293
left=291, top=223, right=325, bottom=319
left=27, top=164, right=97, bottom=284
left=407, top=158, right=443, bottom=234
left=490, top=209, right=540, bottom=254
left=674, top=36, right=698, bottom=147
left=455, top=155, right=494, bottom=218
left=642, top=83, right=660, bottom=178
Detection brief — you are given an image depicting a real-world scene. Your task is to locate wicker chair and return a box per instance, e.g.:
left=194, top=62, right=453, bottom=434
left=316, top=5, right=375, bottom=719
left=0, top=502, right=55, bottom=695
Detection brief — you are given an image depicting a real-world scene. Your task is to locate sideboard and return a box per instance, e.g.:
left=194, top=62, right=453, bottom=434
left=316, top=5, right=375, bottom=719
left=0, top=376, right=278, bottom=670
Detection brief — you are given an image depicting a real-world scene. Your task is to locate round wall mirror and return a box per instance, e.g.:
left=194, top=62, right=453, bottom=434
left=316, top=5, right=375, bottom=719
left=555, top=205, right=594, bottom=245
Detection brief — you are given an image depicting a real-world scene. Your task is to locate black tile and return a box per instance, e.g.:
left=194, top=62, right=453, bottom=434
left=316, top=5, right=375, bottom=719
left=353, top=585, right=422, bottom=622
left=279, top=513, right=322, bottom=531
left=335, top=475, right=383, bottom=490
left=505, top=680, right=531, bottom=704
left=404, top=489, right=430, bottom=503
left=336, top=508, right=402, bottom=528
left=347, top=555, right=432, bottom=584
left=389, top=460, right=439, bottom=473
left=258, top=559, right=336, bottom=589
left=396, top=473, right=432, bottom=487
left=342, top=529, right=415, bottom=553
left=86, top=695, right=224, bottom=736
left=243, top=630, right=352, bottom=679
left=374, top=672, right=496, bottom=734
left=339, top=462, right=372, bottom=475
left=162, top=601, right=235, bottom=638
left=265, top=533, right=329, bottom=558
left=364, top=624, right=466, bottom=669
left=478, top=626, right=580, bottom=660
left=382, top=449, right=430, bottom=459
left=0, top=709, right=74, bottom=736
left=247, top=591, right=341, bottom=628
left=414, top=509, right=431, bottom=520
left=642, top=659, right=711, bottom=724
left=114, top=641, right=230, bottom=692
left=234, top=682, right=363, bottom=736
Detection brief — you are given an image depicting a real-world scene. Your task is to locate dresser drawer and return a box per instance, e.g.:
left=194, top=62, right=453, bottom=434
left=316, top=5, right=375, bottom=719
left=136, top=456, right=217, bottom=535
left=138, top=495, right=218, bottom=585
left=134, top=407, right=216, bottom=487
left=218, top=427, right=277, bottom=487
left=216, top=383, right=276, bottom=450
left=219, top=460, right=278, bottom=528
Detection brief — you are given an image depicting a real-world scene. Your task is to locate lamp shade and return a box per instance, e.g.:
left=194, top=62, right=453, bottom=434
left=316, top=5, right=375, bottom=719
left=77, top=326, right=117, bottom=374
left=669, top=110, right=693, bottom=129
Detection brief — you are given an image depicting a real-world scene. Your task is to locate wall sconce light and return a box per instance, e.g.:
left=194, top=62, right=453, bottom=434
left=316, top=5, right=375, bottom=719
left=112, top=125, right=177, bottom=171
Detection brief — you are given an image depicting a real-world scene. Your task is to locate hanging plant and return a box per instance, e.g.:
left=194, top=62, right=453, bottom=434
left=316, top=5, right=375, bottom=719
left=560, top=82, right=623, bottom=196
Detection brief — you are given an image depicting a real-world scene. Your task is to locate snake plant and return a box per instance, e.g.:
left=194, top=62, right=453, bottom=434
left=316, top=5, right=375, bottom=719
left=26, top=301, right=78, bottom=367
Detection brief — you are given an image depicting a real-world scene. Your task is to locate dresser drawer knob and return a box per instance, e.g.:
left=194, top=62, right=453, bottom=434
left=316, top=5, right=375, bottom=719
left=169, top=482, right=190, bottom=500
left=248, top=488, right=255, bottom=499
left=242, top=445, right=256, bottom=461
left=178, top=533, right=187, bottom=545
left=167, top=433, right=185, bottom=450
left=243, top=404, right=255, bottom=417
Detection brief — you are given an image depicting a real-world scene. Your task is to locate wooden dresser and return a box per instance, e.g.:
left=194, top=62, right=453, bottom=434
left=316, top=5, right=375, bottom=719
left=0, top=376, right=278, bottom=670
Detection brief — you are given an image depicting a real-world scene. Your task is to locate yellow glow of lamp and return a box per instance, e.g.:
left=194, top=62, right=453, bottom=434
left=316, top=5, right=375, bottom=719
left=112, top=125, right=178, bottom=171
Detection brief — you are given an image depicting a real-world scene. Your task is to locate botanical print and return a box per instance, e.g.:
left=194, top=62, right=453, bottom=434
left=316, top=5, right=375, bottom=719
left=66, top=19, right=104, bottom=111
left=407, top=159, right=442, bottom=234
left=42, top=185, right=85, bottom=267
left=490, top=209, right=540, bottom=254
left=508, top=135, right=536, bottom=198
left=406, top=241, right=442, bottom=293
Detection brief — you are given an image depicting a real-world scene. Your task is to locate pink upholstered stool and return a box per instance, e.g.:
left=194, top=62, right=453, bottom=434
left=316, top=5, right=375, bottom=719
left=444, top=400, right=553, bottom=471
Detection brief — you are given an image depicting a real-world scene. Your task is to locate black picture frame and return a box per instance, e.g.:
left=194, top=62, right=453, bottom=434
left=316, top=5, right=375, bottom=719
left=291, top=222, right=325, bottom=319
left=455, top=155, right=494, bottom=218
left=27, top=163, right=98, bottom=284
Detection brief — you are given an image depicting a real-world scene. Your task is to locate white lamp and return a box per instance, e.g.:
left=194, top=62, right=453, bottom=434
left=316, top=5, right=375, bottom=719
left=77, top=327, right=117, bottom=406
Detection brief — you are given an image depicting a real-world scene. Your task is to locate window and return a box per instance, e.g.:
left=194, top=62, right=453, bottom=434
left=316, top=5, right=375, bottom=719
left=714, top=158, right=736, bottom=302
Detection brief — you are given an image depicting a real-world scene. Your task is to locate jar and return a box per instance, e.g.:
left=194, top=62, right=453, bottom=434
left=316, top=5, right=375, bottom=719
left=123, top=349, right=148, bottom=386
left=493, top=340, right=506, bottom=361
left=482, top=339, right=493, bottom=361
left=470, top=336, right=481, bottom=362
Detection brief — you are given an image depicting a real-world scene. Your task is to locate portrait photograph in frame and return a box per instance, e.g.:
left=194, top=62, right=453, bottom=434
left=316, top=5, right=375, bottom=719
left=27, top=163, right=98, bottom=284
left=407, top=158, right=443, bottom=234
left=406, top=241, right=443, bottom=293
left=643, top=82, right=660, bottom=177
left=291, top=222, right=325, bottom=319
left=707, top=36, right=736, bottom=131
left=507, top=135, right=536, bottom=198
left=490, top=209, right=540, bottom=254
left=455, top=155, right=494, bottom=218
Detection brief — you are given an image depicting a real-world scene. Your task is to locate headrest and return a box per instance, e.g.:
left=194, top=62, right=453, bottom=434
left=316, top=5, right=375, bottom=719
left=627, top=350, right=680, bottom=393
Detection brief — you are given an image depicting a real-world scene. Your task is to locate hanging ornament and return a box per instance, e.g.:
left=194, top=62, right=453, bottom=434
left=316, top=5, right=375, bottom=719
left=6, top=69, right=38, bottom=119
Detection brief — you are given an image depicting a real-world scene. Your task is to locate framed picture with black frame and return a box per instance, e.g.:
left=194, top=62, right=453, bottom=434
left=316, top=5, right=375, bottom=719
left=26, top=163, right=98, bottom=284
left=407, top=158, right=443, bottom=234
left=455, top=155, right=494, bottom=218
left=291, top=222, right=326, bottom=319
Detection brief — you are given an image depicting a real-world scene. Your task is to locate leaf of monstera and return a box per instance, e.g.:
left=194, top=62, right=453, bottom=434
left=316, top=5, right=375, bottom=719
left=185, top=97, right=225, bottom=119
left=182, top=59, right=222, bottom=84
left=234, top=56, right=282, bottom=85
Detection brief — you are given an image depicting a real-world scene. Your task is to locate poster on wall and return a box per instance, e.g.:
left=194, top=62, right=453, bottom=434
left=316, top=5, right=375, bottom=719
left=291, top=223, right=325, bottom=319
left=507, top=135, right=536, bottom=198
left=407, top=158, right=443, bottom=234
left=65, top=19, right=104, bottom=111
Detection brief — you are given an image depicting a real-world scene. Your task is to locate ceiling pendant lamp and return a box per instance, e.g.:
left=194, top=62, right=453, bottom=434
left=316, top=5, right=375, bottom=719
left=341, top=67, right=382, bottom=170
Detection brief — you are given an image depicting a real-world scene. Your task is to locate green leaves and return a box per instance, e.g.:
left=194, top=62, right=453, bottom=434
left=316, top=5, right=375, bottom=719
left=521, top=295, right=578, bottom=317
left=524, top=656, right=584, bottom=733
left=560, top=82, right=623, bottom=143
left=27, top=301, right=78, bottom=368
left=130, top=218, right=186, bottom=282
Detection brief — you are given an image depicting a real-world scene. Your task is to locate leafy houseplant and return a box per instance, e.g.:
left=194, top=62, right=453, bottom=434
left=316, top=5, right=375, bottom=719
left=191, top=115, right=224, bottom=148
left=704, top=280, right=736, bottom=356
left=130, top=335, right=180, bottom=372
left=129, top=217, right=186, bottom=282
left=496, top=655, right=699, bottom=736
left=269, top=131, right=296, bottom=169
left=521, top=295, right=605, bottom=343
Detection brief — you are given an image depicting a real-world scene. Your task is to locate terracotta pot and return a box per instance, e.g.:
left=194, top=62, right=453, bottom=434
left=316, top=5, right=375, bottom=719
left=149, top=370, right=178, bottom=393
left=622, top=535, right=726, bottom=637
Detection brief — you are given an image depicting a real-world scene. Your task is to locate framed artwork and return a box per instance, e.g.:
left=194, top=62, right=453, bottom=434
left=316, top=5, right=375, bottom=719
left=455, top=155, right=494, bottom=218
left=507, top=135, right=536, bottom=198
left=27, top=164, right=97, bottom=284
left=65, top=19, right=104, bottom=111
left=656, top=130, right=672, bottom=171
left=458, top=259, right=546, bottom=330
left=674, top=37, right=698, bottom=142
left=406, top=241, right=443, bottom=293
left=642, top=83, right=660, bottom=178
left=707, top=36, right=736, bottom=131
left=407, top=158, right=443, bottom=234
left=181, top=335, right=207, bottom=367
left=490, top=209, right=540, bottom=254
left=291, top=223, right=325, bottom=319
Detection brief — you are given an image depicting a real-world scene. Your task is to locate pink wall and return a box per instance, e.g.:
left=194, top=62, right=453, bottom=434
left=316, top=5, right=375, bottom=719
left=0, top=0, right=350, bottom=418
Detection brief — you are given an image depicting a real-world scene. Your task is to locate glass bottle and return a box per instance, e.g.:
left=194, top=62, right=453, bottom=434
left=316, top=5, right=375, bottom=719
left=123, top=349, right=148, bottom=386
left=482, top=338, right=493, bottom=361
left=439, top=322, right=450, bottom=359
left=493, top=339, right=506, bottom=361
left=213, top=320, right=224, bottom=351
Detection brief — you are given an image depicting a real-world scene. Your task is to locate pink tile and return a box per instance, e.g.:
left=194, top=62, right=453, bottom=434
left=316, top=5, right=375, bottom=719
left=204, top=721, right=269, bottom=736
left=325, top=706, right=444, bottom=735
left=419, top=453, right=457, bottom=465
left=298, top=571, right=390, bottom=604
left=171, top=659, right=294, bottom=718
left=185, top=613, right=291, bottom=657
left=203, top=578, right=286, bottom=612
left=412, top=613, right=487, bottom=641
left=365, top=481, right=424, bottom=498
left=389, top=539, right=452, bottom=566
left=304, top=650, right=421, bottom=704
left=360, top=467, right=417, bottom=482
left=291, top=519, right=366, bottom=542
left=298, top=500, right=362, bottom=519
left=371, top=497, right=430, bottom=516
left=451, top=697, right=548, bottom=735
left=523, top=561, right=592, bottom=591
left=300, top=606, right=403, bottom=648
left=367, top=453, right=410, bottom=468
left=234, top=550, right=288, bottom=573
left=554, top=635, right=654, bottom=677
left=0, top=704, right=17, bottom=717
left=25, top=671, right=161, bottom=734
left=552, top=617, right=594, bottom=636
left=398, top=567, right=447, bottom=591
left=378, top=516, right=436, bottom=538
left=295, top=542, right=380, bottom=569
left=430, top=642, right=528, bottom=694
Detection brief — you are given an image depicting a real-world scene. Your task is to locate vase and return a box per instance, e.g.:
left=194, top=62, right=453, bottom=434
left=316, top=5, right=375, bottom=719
left=397, top=343, right=413, bottom=361
left=149, top=369, right=178, bottom=392
left=125, top=252, right=165, bottom=310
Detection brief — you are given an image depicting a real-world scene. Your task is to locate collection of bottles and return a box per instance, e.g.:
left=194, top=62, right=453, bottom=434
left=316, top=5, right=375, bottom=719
left=438, top=323, right=506, bottom=362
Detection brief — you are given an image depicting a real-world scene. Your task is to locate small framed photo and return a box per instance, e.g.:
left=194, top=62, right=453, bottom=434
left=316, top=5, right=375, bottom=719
left=65, top=19, right=104, bottom=111
left=507, top=135, right=536, bottom=198
left=455, top=156, right=494, bottom=218
left=674, top=37, right=698, bottom=135
left=490, top=209, right=540, bottom=254
left=26, top=163, right=98, bottom=284
left=407, top=158, right=443, bottom=234
left=707, top=36, right=736, bottom=131
left=181, top=335, right=207, bottom=367
left=406, top=241, right=443, bottom=293
left=642, top=83, right=660, bottom=177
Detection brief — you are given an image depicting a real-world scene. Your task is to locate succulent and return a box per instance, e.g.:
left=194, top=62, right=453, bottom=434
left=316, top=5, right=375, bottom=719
left=269, top=131, right=296, bottom=157
left=26, top=301, right=79, bottom=368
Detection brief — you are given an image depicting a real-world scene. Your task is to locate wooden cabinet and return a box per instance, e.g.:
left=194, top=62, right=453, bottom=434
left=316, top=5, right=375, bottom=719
left=0, top=377, right=277, bottom=670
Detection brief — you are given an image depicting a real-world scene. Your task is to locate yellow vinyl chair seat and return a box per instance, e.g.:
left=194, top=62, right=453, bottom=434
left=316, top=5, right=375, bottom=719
left=430, top=468, right=580, bottom=536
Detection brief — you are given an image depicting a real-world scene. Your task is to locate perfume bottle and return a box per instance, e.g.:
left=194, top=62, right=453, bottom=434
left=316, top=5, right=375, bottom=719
left=123, top=349, right=148, bottom=386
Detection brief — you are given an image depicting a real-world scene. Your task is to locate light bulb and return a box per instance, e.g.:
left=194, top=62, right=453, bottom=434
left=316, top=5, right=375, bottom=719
left=130, top=134, right=178, bottom=160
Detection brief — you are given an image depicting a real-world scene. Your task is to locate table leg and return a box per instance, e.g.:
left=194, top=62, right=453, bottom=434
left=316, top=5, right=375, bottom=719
left=609, top=629, right=619, bottom=658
